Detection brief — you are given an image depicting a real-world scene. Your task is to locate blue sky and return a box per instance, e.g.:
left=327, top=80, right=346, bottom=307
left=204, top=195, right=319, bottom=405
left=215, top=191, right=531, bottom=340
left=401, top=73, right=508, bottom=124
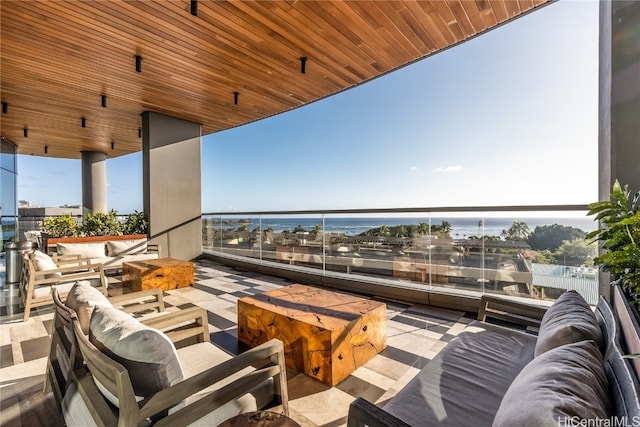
left=18, top=0, right=599, bottom=214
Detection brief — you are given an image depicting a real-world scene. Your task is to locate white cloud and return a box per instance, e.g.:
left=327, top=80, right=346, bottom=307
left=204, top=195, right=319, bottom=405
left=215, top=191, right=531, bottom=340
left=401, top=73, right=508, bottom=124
left=435, top=165, right=462, bottom=173
left=409, top=166, right=419, bottom=171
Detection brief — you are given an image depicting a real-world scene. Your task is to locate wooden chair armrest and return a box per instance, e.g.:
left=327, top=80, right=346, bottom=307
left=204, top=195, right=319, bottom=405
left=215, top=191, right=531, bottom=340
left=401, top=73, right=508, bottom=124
left=140, top=306, right=209, bottom=344
left=108, top=288, right=165, bottom=314
left=51, top=254, right=92, bottom=266
left=347, top=397, right=410, bottom=427
left=142, top=339, right=287, bottom=425
left=147, top=244, right=160, bottom=254
left=32, top=268, right=106, bottom=286
left=477, top=294, right=548, bottom=328
left=34, top=261, right=103, bottom=278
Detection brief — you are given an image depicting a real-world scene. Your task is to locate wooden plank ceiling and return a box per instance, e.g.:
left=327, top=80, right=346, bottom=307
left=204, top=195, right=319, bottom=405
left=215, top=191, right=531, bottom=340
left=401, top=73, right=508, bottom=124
left=1, top=0, right=551, bottom=159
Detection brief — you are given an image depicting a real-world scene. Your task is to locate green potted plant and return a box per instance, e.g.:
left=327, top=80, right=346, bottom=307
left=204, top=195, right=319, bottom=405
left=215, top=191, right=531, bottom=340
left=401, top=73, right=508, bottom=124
left=587, top=180, right=640, bottom=303
left=41, top=213, right=79, bottom=238
left=123, top=210, right=149, bottom=235
left=79, top=209, right=123, bottom=237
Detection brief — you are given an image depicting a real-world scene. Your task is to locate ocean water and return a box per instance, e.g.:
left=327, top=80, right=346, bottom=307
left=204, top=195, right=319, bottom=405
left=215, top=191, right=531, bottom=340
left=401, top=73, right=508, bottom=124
left=206, top=216, right=596, bottom=237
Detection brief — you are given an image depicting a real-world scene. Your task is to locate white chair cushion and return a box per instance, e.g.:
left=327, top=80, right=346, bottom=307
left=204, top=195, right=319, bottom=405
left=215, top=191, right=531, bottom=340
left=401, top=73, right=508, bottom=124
left=106, top=239, right=148, bottom=256
left=65, top=282, right=112, bottom=335
left=174, top=342, right=274, bottom=426
left=57, top=242, right=106, bottom=258
left=89, top=305, right=184, bottom=406
left=62, top=377, right=261, bottom=427
left=31, top=250, right=62, bottom=278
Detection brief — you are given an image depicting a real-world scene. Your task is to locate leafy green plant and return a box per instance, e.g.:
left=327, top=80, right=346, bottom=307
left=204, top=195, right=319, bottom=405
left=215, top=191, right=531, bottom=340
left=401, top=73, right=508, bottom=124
left=79, top=209, right=123, bottom=236
left=123, top=211, right=148, bottom=235
left=41, top=214, right=79, bottom=237
left=587, top=180, right=640, bottom=296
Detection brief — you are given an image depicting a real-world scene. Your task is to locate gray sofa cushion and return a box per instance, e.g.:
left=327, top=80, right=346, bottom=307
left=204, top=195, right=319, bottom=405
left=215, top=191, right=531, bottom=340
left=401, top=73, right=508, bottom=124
left=65, top=282, right=112, bottom=335
left=383, top=321, right=537, bottom=427
left=535, top=290, right=604, bottom=357
left=89, top=305, right=183, bottom=405
left=493, top=340, right=611, bottom=427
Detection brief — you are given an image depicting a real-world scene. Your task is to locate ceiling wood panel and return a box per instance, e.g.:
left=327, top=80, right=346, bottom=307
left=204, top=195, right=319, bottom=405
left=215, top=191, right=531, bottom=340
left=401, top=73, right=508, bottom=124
left=1, top=0, right=551, bottom=160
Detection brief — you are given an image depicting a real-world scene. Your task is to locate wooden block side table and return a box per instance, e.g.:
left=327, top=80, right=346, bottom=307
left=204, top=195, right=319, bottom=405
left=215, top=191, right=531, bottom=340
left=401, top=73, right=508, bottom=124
left=237, top=284, right=387, bottom=386
left=122, top=257, right=194, bottom=292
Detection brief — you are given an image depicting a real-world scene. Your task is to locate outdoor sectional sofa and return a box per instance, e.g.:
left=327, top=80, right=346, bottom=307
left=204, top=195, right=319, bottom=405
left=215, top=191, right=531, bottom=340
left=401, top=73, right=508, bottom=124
left=46, top=234, right=159, bottom=271
left=347, top=290, right=640, bottom=427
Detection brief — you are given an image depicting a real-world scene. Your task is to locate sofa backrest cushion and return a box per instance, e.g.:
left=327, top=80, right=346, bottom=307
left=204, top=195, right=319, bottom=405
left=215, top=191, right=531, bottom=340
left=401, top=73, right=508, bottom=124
left=595, top=296, right=640, bottom=421
left=106, top=238, right=147, bottom=256
left=65, top=282, right=112, bottom=335
left=31, top=250, right=62, bottom=278
left=57, top=242, right=106, bottom=259
left=492, top=340, right=611, bottom=427
left=89, top=306, right=183, bottom=406
left=535, top=290, right=604, bottom=357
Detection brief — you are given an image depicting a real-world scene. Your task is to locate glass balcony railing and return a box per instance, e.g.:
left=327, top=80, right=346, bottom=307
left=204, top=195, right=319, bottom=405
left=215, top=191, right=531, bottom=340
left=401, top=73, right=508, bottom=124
left=15, top=206, right=600, bottom=304
left=202, top=206, right=600, bottom=304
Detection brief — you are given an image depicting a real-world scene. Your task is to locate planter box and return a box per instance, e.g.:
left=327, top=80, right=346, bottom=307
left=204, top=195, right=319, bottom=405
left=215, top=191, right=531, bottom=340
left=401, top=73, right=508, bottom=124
left=613, top=284, right=640, bottom=379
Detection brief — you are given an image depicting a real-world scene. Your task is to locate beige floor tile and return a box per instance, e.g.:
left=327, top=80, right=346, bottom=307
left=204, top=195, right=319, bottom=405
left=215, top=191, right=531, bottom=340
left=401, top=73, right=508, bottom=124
left=196, top=298, right=236, bottom=314
left=362, top=355, right=413, bottom=381
left=289, top=386, right=353, bottom=426
left=408, top=304, right=465, bottom=320
left=0, top=357, right=47, bottom=382
left=447, top=322, right=469, bottom=336
left=412, top=327, right=446, bottom=341
left=385, top=321, right=423, bottom=336
left=350, top=365, right=396, bottom=391
left=386, top=331, right=440, bottom=357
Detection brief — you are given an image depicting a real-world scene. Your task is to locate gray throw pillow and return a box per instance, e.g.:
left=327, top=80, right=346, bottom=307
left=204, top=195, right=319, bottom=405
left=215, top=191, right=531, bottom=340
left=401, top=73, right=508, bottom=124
left=89, top=305, right=183, bottom=406
left=535, top=290, right=604, bottom=357
left=493, top=340, right=611, bottom=427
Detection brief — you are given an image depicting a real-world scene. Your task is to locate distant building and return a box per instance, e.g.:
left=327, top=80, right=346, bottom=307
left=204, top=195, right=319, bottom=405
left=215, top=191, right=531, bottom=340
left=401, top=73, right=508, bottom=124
left=19, top=206, right=82, bottom=217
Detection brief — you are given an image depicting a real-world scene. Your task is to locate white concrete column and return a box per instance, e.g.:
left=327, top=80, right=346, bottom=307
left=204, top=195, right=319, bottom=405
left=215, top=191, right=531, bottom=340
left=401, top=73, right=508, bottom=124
left=81, top=151, right=107, bottom=215
left=142, top=111, right=202, bottom=261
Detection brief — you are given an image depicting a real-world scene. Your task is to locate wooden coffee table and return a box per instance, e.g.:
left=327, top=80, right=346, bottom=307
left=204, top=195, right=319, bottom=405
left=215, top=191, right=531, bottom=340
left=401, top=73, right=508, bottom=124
left=122, top=257, right=194, bottom=292
left=237, top=284, right=386, bottom=386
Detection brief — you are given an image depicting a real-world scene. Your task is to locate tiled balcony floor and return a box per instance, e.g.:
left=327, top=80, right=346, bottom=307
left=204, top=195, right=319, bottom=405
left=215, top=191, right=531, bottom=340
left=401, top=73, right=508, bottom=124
left=0, top=256, right=482, bottom=427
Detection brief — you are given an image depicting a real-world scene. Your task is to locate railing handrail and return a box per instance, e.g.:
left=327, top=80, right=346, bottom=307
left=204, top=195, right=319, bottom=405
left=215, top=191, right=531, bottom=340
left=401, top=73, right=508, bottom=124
left=203, top=204, right=590, bottom=217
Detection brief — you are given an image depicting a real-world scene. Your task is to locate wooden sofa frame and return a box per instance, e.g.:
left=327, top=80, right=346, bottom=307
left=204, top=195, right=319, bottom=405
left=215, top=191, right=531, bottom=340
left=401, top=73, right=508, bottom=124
left=51, top=288, right=289, bottom=426
left=46, top=234, right=160, bottom=272
left=20, top=253, right=108, bottom=322
left=45, top=287, right=167, bottom=405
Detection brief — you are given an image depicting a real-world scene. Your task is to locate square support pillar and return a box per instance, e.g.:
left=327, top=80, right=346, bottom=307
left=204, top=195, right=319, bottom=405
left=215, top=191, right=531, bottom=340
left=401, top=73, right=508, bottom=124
left=598, top=0, right=640, bottom=299
left=142, top=111, right=202, bottom=261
